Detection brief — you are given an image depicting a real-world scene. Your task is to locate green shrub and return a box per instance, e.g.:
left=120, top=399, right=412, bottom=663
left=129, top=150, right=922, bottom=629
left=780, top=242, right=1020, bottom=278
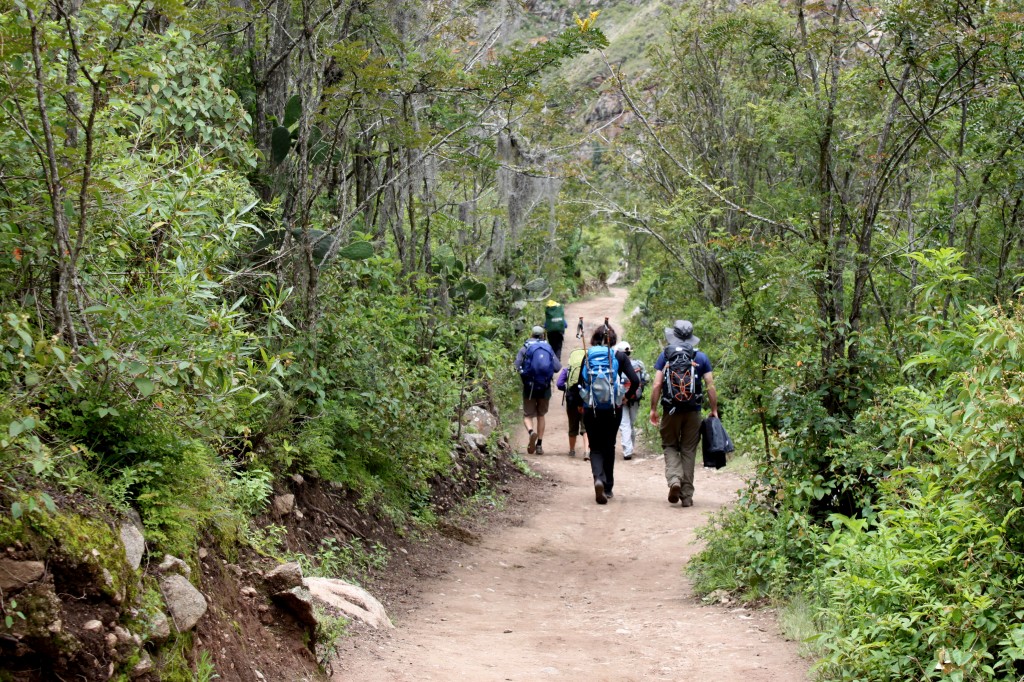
left=812, top=472, right=1024, bottom=681
left=109, top=440, right=239, bottom=557
left=689, top=494, right=825, bottom=601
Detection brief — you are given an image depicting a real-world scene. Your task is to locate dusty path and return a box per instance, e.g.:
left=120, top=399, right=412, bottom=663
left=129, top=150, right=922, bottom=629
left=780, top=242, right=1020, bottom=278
left=334, top=288, right=810, bottom=681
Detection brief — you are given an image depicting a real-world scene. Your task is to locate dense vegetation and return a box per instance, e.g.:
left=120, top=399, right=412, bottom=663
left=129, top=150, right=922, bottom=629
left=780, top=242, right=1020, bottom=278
left=594, top=0, right=1024, bottom=679
left=0, top=0, right=606, bottom=676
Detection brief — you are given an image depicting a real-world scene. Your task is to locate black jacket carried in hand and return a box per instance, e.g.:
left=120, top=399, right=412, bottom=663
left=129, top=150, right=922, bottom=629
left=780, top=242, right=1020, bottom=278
left=701, top=416, right=734, bottom=469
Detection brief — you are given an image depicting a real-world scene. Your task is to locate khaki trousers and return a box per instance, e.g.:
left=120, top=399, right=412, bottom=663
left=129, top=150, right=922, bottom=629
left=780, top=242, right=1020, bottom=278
left=660, top=409, right=702, bottom=500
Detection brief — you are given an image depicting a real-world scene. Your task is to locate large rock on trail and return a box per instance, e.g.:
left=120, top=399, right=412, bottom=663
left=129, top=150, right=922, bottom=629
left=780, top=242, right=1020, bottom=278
left=304, top=577, right=393, bottom=630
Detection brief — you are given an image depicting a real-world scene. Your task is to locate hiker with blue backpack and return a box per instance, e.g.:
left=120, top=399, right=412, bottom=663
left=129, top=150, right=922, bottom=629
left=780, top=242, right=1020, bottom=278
left=578, top=323, right=639, bottom=504
left=648, top=320, right=718, bottom=508
left=515, top=326, right=561, bottom=455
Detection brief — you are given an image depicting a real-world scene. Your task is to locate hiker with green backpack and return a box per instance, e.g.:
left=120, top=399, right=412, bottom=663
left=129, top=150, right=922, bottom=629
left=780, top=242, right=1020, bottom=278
left=515, top=326, right=561, bottom=455
left=544, top=300, right=568, bottom=360
left=556, top=345, right=589, bottom=458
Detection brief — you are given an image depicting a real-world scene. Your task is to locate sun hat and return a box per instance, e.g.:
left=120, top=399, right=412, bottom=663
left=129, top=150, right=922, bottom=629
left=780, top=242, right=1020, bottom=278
left=614, top=341, right=631, bottom=354
left=531, top=325, right=546, bottom=338
left=664, top=320, right=699, bottom=347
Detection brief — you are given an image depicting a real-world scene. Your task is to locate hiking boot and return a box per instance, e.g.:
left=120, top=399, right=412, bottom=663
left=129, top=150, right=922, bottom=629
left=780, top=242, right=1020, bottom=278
left=668, top=482, right=681, bottom=504
left=606, top=490, right=614, bottom=499
left=595, top=480, right=607, bottom=504
left=680, top=497, right=693, bottom=507
left=583, top=452, right=591, bottom=462
left=569, top=449, right=576, bottom=458
left=527, top=430, right=537, bottom=454
left=535, top=442, right=544, bottom=455
left=623, top=454, right=632, bottom=461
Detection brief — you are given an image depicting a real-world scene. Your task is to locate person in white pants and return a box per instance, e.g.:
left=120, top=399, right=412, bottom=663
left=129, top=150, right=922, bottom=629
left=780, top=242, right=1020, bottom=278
left=614, top=342, right=645, bottom=460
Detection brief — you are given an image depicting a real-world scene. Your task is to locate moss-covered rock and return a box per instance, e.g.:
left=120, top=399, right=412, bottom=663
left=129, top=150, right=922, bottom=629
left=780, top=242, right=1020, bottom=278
left=23, top=507, right=137, bottom=605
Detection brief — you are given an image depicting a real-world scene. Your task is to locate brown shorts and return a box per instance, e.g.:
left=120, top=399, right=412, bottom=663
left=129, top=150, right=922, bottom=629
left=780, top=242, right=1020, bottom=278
left=523, top=396, right=550, bottom=417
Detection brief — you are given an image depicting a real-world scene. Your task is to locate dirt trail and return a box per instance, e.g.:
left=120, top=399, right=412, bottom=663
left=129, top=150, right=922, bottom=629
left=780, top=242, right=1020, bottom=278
left=334, top=288, right=810, bottom=681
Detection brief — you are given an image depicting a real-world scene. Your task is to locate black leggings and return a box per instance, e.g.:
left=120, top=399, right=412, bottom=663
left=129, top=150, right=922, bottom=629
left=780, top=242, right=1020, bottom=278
left=547, top=331, right=564, bottom=361
left=584, top=408, right=623, bottom=493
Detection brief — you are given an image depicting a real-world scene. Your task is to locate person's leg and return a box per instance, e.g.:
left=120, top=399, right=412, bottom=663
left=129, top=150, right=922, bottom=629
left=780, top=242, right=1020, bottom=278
left=660, top=409, right=685, bottom=503
left=523, top=397, right=539, bottom=453
left=581, top=413, right=589, bottom=460
left=567, top=405, right=580, bottom=456
left=584, top=410, right=607, bottom=503
left=535, top=398, right=549, bottom=454
left=549, top=331, right=563, bottom=361
left=678, top=410, right=703, bottom=504
left=619, top=403, right=635, bottom=458
left=603, top=408, right=623, bottom=494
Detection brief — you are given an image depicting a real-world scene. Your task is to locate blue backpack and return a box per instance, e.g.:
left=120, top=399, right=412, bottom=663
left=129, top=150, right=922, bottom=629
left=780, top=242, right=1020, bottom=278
left=520, top=340, right=556, bottom=396
left=580, top=346, right=622, bottom=410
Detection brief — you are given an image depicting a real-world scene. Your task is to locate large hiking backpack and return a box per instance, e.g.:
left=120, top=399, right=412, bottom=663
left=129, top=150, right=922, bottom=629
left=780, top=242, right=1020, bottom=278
left=559, top=348, right=587, bottom=404
left=566, top=348, right=586, bottom=388
left=661, top=343, right=702, bottom=410
left=544, top=303, right=566, bottom=332
left=580, top=346, right=622, bottom=410
left=630, top=359, right=649, bottom=403
left=520, top=340, right=555, bottom=395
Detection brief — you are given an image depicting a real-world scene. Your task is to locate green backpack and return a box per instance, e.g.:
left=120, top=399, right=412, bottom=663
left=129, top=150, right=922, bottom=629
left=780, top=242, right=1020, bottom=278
left=544, top=304, right=566, bottom=332
left=565, top=347, right=586, bottom=388
left=557, top=348, right=586, bottom=404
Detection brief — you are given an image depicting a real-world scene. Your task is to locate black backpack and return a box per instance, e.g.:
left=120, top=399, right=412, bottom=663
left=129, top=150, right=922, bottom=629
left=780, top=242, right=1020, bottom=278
left=661, top=343, right=702, bottom=410
left=630, top=359, right=649, bottom=403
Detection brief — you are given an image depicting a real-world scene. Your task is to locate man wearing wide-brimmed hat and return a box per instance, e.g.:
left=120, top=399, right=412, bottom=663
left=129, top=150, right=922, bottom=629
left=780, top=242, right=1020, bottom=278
left=648, top=320, right=718, bottom=507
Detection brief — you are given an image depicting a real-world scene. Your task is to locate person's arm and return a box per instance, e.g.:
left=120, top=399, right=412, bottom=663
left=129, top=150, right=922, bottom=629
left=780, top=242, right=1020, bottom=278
left=514, top=345, right=525, bottom=370
left=704, top=371, right=718, bottom=418
left=649, top=369, right=664, bottom=425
